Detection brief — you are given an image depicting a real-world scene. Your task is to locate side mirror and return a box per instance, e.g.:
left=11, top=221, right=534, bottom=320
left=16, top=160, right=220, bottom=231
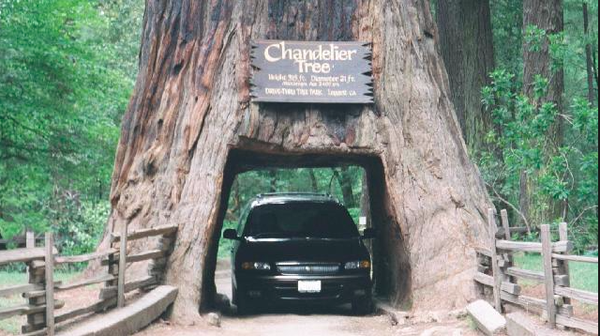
left=223, top=229, right=239, bottom=240
left=362, top=228, right=376, bottom=239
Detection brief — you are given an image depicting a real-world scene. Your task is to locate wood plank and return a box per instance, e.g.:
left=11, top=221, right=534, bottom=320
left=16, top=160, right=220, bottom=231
left=127, top=250, right=165, bottom=263
left=556, top=314, right=598, bottom=335
left=54, top=298, right=117, bottom=324
left=466, top=300, right=506, bottom=335
left=118, top=224, right=128, bottom=308
left=101, top=250, right=166, bottom=266
left=551, top=253, right=598, bottom=264
left=55, top=249, right=118, bottom=264
left=58, top=286, right=178, bottom=336
left=22, top=328, right=48, bottom=336
left=499, top=292, right=571, bottom=316
left=506, top=267, right=545, bottom=282
left=0, top=284, right=42, bottom=298
left=500, top=209, right=511, bottom=240
left=21, top=281, right=64, bottom=299
left=475, top=247, right=492, bottom=258
left=111, top=224, right=178, bottom=243
left=488, top=208, right=503, bottom=312
left=554, top=287, right=598, bottom=305
left=45, top=233, right=55, bottom=336
left=26, top=231, right=35, bottom=248
left=56, top=274, right=115, bottom=292
left=473, top=273, right=521, bottom=295
left=0, top=304, right=27, bottom=320
left=541, top=225, right=556, bottom=327
left=100, top=276, right=157, bottom=300
left=0, top=247, right=56, bottom=266
left=0, top=300, right=65, bottom=321
left=556, top=223, right=571, bottom=306
left=496, top=240, right=573, bottom=253
left=554, top=275, right=570, bottom=286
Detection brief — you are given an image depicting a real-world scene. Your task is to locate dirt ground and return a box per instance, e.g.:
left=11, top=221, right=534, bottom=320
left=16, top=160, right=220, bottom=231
left=135, top=261, right=478, bottom=336
left=136, top=315, right=476, bottom=336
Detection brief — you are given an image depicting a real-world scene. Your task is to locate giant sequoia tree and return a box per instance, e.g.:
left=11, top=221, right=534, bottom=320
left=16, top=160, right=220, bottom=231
left=436, top=0, right=496, bottom=152
left=101, top=0, right=492, bottom=322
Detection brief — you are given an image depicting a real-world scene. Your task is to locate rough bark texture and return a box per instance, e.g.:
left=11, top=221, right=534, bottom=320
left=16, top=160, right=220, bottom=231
left=101, top=0, right=492, bottom=323
left=523, top=0, right=564, bottom=104
left=436, top=0, right=496, bottom=152
left=522, top=0, right=565, bottom=223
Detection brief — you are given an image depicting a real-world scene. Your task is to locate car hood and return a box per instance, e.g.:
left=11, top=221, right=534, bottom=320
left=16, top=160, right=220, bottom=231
left=237, top=238, right=369, bottom=263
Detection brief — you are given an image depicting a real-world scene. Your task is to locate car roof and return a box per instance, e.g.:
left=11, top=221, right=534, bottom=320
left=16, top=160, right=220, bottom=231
left=249, top=192, right=343, bottom=208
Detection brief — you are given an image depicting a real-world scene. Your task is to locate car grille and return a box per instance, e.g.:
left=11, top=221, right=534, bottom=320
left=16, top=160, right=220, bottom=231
left=277, top=264, right=340, bottom=275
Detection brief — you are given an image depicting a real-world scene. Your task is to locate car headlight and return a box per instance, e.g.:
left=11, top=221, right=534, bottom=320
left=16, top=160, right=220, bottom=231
left=344, top=260, right=371, bottom=270
left=241, top=262, right=271, bottom=271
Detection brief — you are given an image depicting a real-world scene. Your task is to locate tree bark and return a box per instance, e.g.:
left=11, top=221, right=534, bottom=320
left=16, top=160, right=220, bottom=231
left=436, top=0, right=495, bottom=152
left=522, top=0, right=565, bottom=223
left=583, top=3, right=596, bottom=105
left=101, top=0, right=491, bottom=323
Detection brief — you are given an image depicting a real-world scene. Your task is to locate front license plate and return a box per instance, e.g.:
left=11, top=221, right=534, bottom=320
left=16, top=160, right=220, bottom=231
left=298, top=280, right=321, bottom=293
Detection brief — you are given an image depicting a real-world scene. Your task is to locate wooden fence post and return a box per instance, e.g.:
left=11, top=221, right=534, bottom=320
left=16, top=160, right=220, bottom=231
left=26, top=230, right=35, bottom=279
left=26, top=230, right=35, bottom=248
left=541, top=224, right=557, bottom=327
left=557, top=222, right=571, bottom=305
left=500, top=209, right=511, bottom=240
left=117, top=224, right=128, bottom=308
left=488, top=208, right=503, bottom=312
left=45, top=233, right=55, bottom=335
left=500, top=209, right=516, bottom=285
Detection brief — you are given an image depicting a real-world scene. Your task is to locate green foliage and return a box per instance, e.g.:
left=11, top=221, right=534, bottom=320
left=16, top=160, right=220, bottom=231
left=514, top=253, right=598, bottom=293
left=490, top=0, right=524, bottom=77
left=226, top=167, right=365, bottom=222
left=0, top=0, right=143, bottom=254
left=479, top=69, right=598, bottom=252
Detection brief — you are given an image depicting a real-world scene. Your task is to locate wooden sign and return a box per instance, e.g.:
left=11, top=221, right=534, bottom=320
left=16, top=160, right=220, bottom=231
left=251, top=40, right=373, bottom=104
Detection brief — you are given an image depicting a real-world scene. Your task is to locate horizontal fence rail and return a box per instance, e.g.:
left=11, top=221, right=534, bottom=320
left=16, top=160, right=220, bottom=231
left=0, top=225, right=177, bottom=335
left=474, top=208, right=598, bottom=335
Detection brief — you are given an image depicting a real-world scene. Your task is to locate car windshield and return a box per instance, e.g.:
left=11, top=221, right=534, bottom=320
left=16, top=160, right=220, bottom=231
left=243, top=202, right=359, bottom=239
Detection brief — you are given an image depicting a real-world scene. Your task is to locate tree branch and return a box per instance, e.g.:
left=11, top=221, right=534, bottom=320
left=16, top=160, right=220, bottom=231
left=485, top=181, right=532, bottom=233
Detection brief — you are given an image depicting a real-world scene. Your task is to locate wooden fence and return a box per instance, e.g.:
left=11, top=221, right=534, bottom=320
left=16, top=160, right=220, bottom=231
left=475, top=208, right=598, bottom=335
left=0, top=224, right=178, bottom=335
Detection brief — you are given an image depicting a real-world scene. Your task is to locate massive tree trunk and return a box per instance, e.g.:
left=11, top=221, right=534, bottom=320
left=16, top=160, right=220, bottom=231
left=101, top=0, right=491, bottom=323
left=436, top=0, right=495, bottom=152
left=522, top=0, right=565, bottom=223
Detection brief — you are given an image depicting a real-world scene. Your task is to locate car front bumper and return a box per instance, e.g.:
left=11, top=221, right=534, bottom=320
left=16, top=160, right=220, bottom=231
left=235, top=273, right=372, bottom=305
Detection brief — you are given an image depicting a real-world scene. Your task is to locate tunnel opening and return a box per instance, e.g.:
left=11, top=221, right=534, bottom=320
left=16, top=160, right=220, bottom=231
left=201, top=148, right=412, bottom=312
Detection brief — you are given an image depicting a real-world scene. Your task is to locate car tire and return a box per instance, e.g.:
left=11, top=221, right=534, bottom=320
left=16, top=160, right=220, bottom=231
left=352, top=293, right=374, bottom=316
left=235, top=289, right=249, bottom=316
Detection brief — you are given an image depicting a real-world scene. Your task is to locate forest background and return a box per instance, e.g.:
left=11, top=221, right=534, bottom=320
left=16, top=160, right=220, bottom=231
left=0, top=0, right=597, bottom=259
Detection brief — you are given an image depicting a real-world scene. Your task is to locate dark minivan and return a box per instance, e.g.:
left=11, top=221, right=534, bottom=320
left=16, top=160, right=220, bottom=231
left=223, top=192, right=375, bottom=315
